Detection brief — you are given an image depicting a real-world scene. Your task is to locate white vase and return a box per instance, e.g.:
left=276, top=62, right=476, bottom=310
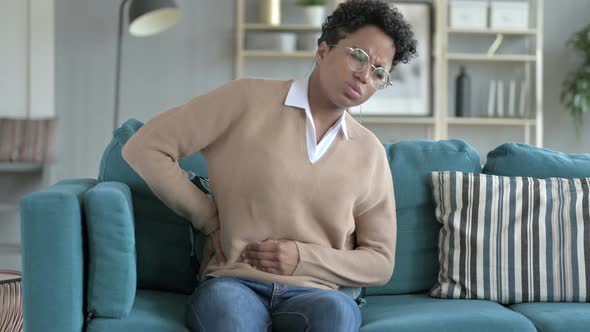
left=303, top=5, right=326, bottom=26
left=278, top=33, right=297, bottom=53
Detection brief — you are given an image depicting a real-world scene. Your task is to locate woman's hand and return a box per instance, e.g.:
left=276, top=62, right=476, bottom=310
left=198, top=228, right=226, bottom=278
left=241, top=239, right=300, bottom=276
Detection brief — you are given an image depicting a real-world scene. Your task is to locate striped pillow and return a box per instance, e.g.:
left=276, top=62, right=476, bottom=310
left=430, top=171, right=590, bottom=304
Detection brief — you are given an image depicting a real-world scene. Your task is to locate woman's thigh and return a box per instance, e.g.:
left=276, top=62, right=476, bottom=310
left=185, top=277, right=271, bottom=332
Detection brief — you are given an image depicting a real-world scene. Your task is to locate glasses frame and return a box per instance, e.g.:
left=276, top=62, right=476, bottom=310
left=328, top=44, right=393, bottom=90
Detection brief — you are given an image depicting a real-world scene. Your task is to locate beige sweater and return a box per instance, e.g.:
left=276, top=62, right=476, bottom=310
left=122, top=78, right=397, bottom=290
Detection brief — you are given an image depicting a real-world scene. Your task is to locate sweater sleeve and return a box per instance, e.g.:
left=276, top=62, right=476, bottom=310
left=121, top=79, right=248, bottom=235
left=292, top=148, right=397, bottom=287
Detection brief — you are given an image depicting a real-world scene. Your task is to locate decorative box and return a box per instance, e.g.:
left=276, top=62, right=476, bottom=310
left=490, top=1, right=529, bottom=30
left=449, top=0, right=488, bottom=29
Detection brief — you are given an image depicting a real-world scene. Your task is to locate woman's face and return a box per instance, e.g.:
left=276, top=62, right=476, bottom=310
left=316, top=25, right=396, bottom=109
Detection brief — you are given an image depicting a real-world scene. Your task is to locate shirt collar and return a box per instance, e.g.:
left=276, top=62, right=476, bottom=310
left=284, top=77, right=349, bottom=140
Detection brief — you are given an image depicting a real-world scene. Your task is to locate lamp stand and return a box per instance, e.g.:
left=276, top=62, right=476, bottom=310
left=114, top=0, right=131, bottom=132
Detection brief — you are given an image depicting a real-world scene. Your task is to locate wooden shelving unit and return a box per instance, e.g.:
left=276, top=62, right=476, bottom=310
left=433, top=0, right=543, bottom=146
left=235, top=0, right=543, bottom=145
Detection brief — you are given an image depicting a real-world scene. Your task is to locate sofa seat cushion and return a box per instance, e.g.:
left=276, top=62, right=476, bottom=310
left=86, top=289, right=188, bottom=332
left=510, top=302, right=590, bottom=332
left=360, top=293, right=536, bottom=332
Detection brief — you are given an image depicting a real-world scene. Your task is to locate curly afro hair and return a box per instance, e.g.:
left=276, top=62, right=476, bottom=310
left=318, top=0, right=418, bottom=69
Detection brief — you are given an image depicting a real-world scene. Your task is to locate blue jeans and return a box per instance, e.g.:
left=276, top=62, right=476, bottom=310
left=185, top=276, right=362, bottom=332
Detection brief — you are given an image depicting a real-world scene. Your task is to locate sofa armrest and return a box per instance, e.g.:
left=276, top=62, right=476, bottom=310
left=20, top=179, right=98, bottom=332
left=84, top=181, right=136, bottom=319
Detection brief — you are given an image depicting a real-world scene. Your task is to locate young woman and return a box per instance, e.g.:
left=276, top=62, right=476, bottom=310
left=122, top=0, right=417, bottom=330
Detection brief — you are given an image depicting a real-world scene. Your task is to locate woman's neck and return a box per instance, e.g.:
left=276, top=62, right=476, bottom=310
left=307, top=69, right=346, bottom=127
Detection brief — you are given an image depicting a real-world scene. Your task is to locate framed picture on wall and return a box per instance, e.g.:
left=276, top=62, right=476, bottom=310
left=349, top=1, right=432, bottom=116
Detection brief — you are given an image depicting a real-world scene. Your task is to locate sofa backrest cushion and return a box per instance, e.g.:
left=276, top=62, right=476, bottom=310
left=484, top=143, right=590, bottom=178
left=98, top=119, right=208, bottom=294
left=366, top=139, right=482, bottom=296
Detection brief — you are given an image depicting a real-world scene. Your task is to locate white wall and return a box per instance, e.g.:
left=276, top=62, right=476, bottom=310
left=0, top=0, right=54, bottom=270
left=0, top=0, right=28, bottom=117
left=0, top=0, right=55, bottom=119
left=542, top=0, right=590, bottom=153
left=52, top=0, right=235, bottom=182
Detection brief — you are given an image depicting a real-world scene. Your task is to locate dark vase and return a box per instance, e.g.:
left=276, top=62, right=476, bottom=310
left=455, top=66, right=471, bottom=117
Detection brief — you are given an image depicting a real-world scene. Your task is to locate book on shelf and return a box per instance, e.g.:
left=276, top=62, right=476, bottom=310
left=508, top=80, right=516, bottom=117
left=487, top=80, right=496, bottom=117
left=496, top=80, right=504, bottom=117
left=518, top=79, right=528, bottom=118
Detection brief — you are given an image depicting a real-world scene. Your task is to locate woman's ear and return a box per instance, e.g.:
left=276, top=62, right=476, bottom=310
left=316, top=41, right=330, bottom=64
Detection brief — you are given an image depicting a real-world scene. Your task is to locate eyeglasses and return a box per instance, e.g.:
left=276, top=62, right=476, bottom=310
left=328, top=44, right=392, bottom=90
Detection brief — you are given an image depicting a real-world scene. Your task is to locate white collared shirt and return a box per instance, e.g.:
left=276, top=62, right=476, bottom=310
left=284, top=77, right=349, bottom=164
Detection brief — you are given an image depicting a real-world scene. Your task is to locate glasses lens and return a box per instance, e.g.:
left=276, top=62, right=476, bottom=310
left=371, top=68, right=391, bottom=90
left=347, top=49, right=369, bottom=72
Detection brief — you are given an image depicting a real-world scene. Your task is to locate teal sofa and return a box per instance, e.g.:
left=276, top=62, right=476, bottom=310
left=20, top=119, right=590, bottom=332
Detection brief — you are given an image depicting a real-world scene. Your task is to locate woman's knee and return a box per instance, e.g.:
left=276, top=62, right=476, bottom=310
left=185, top=277, right=270, bottom=332
left=273, top=290, right=361, bottom=331
left=303, top=291, right=362, bottom=331
left=315, top=291, right=361, bottom=322
left=188, top=277, right=253, bottom=309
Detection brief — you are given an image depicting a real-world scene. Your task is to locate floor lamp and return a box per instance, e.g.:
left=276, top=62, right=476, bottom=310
left=113, top=0, right=182, bottom=131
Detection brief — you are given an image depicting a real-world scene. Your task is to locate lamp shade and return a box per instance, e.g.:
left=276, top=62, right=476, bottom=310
left=128, top=0, right=181, bottom=37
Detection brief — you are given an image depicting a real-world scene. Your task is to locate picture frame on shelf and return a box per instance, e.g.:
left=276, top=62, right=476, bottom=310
left=349, top=1, right=432, bottom=116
